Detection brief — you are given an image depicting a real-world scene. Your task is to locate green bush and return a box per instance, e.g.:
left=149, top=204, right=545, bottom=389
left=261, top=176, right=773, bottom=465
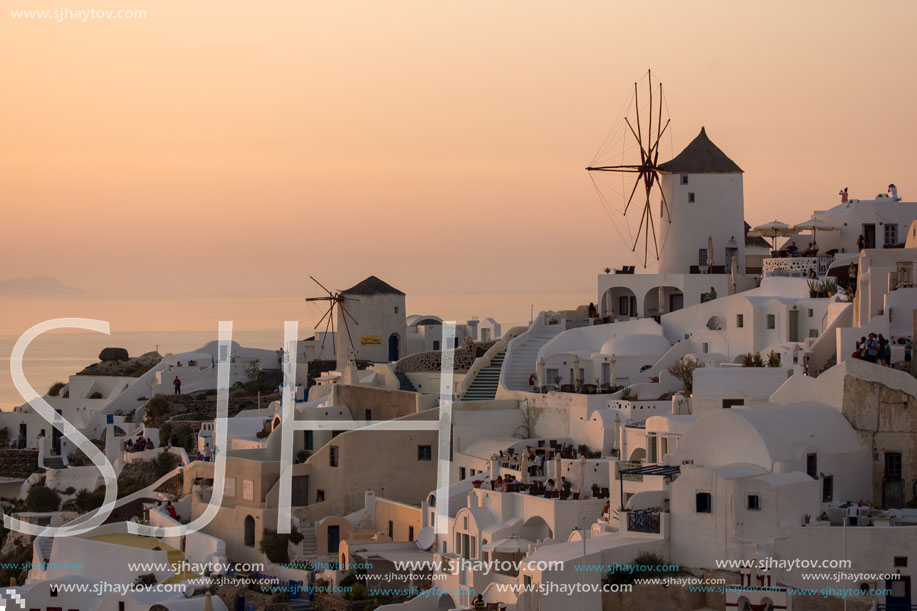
left=47, top=382, right=66, bottom=397
left=25, top=486, right=61, bottom=512
left=152, top=450, right=179, bottom=478
left=343, top=582, right=367, bottom=601
left=259, top=527, right=302, bottom=564
left=604, top=551, right=675, bottom=586
left=144, top=397, right=171, bottom=426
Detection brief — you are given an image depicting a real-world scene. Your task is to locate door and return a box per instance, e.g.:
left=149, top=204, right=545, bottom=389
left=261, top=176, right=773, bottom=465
left=884, top=480, right=905, bottom=508
left=327, top=525, right=340, bottom=554
left=886, top=575, right=910, bottom=611
left=863, top=224, right=876, bottom=249
left=291, top=475, right=309, bottom=507
left=52, top=409, right=63, bottom=455
left=388, top=334, right=399, bottom=361
left=669, top=293, right=684, bottom=312
left=788, top=310, right=799, bottom=342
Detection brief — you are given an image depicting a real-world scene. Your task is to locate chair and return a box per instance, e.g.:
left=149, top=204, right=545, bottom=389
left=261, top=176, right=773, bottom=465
left=689, top=265, right=700, bottom=274
left=559, top=490, right=571, bottom=500
left=572, top=492, right=580, bottom=500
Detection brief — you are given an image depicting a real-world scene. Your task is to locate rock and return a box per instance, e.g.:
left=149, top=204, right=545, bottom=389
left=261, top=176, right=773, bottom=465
left=99, top=347, right=130, bottom=362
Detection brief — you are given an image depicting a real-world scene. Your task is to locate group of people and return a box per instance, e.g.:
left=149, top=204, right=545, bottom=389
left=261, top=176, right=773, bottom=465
left=155, top=500, right=178, bottom=520
left=852, top=333, right=908, bottom=367
left=491, top=474, right=523, bottom=492
left=525, top=447, right=544, bottom=476
left=125, top=435, right=155, bottom=452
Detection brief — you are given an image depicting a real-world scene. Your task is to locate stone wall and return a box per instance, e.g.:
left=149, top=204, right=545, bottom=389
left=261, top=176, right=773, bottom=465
left=841, top=371, right=917, bottom=507
left=0, top=450, right=39, bottom=479
left=395, top=339, right=496, bottom=373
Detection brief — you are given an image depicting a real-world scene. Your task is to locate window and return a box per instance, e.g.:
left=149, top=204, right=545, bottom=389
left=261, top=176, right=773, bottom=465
left=433, top=340, right=440, bottom=350
left=807, top=308, right=814, bottom=318
left=305, top=430, right=313, bottom=451
left=316, top=490, right=325, bottom=503
left=702, top=342, right=709, bottom=354
left=698, top=248, right=708, bottom=266
left=688, top=192, right=696, bottom=203
left=894, top=556, right=908, bottom=568
left=885, top=223, right=899, bottom=246
left=822, top=475, right=833, bottom=502
left=388, top=520, right=393, bottom=538
left=459, top=467, right=466, bottom=480
left=50, top=586, right=58, bottom=597
left=394, top=306, right=399, bottom=314
left=418, top=445, right=432, bottom=461
left=618, top=296, right=630, bottom=316
left=409, top=526, right=414, bottom=541
left=696, top=492, right=712, bottom=513
left=747, top=495, right=760, bottom=511
left=329, top=446, right=338, bottom=467
left=680, top=175, right=689, bottom=185
left=767, top=314, right=776, bottom=329
left=806, top=453, right=818, bottom=478
left=885, top=452, right=903, bottom=480
left=736, top=314, right=744, bottom=328
left=723, top=399, right=744, bottom=409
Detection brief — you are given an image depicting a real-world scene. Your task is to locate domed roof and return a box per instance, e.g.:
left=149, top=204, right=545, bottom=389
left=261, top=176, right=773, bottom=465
left=600, top=333, right=671, bottom=356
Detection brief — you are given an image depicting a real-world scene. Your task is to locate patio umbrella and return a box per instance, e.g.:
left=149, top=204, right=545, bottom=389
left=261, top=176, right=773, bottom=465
left=489, top=535, right=533, bottom=557
left=752, top=220, right=794, bottom=250
left=572, top=354, right=581, bottom=387
left=706, top=236, right=714, bottom=267
left=578, top=456, right=586, bottom=495
left=730, top=254, right=738, bottom=292
left=519, top=449, right=530, bottom=484
left=792, top=218, right=839, bottom=244
left=204, top=593, right=214, bottom=611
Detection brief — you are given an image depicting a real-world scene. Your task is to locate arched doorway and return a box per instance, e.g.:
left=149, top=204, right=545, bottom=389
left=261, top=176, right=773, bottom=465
left=388, top=334, right=400, bottom=361
left=643, top=286, right=684, bottom=317
left=602, top=287, right=638, bottom=319
left=244, top=515, right=255, bottom=547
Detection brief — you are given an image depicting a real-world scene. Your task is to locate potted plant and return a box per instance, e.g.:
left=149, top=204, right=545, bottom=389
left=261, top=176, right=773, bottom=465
left=807, top=279, right=818, bottom=298
left=803, top=513, right=811, bottom=525
left=604, top=267, right=611, bottom=274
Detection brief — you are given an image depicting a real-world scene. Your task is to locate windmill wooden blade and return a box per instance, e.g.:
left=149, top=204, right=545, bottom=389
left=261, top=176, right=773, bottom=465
left=586, top=69, right=672, bottom=266
left=310, top=275, right=333, bottom=296
left=339, top=308, right=357, bottom=358
left=314, top=304, right=334, bottom=331
left=319, top=304, right=334, bottom=353
left=339, top=302, right=360, bottom=326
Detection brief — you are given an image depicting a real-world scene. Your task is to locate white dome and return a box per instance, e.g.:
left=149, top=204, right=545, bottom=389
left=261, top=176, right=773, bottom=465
left=600, top=334, right=671, bottom=357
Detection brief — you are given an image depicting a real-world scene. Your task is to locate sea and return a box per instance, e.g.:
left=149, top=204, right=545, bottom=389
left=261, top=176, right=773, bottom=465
left=0, top=290, right=593, bottom=410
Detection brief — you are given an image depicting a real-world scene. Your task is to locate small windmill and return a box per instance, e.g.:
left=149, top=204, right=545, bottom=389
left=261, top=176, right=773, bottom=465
left=305, top=276, right=359, bottom=360
left=587, top=69, right=672, bottom=267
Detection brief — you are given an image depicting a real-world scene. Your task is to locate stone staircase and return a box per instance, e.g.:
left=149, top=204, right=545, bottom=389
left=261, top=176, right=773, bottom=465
left=503, top=325, right=564, bottom=391
left=394, top=371, right=417, bottom=393
left=36, top=537, right=53, bottom=565
left=287, top=598, right=313, bottom=611
left=462, top=351, right=505, bottom=401
left=42, top=456, right=65, bottom=470
left=299, top=524, right=318, bottom=563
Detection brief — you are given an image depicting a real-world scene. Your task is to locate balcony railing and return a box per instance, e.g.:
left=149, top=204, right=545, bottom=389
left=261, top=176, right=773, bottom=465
left=763, top=255, right=835, bottom=277
left=627, top=509, right=661, bottom=533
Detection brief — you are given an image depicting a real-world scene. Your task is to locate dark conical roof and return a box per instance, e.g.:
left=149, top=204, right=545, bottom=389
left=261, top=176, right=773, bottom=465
left=342, top=276, right=404, bottom=296
left=659, top=127, right=743, bottom=174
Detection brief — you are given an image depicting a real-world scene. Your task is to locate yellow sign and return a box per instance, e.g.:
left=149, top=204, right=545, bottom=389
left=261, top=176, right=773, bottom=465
left=360, top=336, right=382, bottom=345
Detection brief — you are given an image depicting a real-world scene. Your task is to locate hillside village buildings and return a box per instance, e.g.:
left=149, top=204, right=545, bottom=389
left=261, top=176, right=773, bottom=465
left=2, top=128, right=916, bottom=611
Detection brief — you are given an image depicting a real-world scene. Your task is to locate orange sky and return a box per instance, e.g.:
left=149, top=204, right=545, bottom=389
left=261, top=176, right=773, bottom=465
left=2, top=0, right=916, bottom=331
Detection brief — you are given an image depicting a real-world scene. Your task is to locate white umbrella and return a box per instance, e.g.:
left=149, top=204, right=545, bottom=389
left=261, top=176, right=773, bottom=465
left=488, top=535, right=533, bottom=555
left=792, top=218, right=839, bottom=244
left=752, top=220, right=794, bottom=250
left=730, top=255, right=738, bottom=292
left=578, top=456, right=586, bottom=495
left=519, top=450, right=530, bottom=484
left=572, top=354, right=581, bottom=389
left=706, top=235, right=714, bottom=268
